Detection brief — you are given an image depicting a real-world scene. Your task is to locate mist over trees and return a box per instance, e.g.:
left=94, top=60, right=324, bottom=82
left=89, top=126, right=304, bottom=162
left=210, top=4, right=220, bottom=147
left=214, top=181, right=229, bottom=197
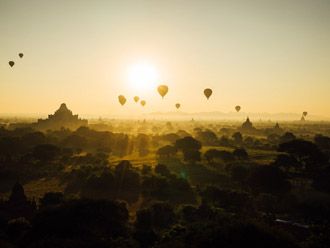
left=0, top=119, right=330, bottom=247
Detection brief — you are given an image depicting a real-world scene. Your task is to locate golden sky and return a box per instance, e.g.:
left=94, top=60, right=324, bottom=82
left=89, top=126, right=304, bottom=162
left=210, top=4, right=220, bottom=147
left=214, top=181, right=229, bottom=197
left=1, top=0, right=330, bottom=118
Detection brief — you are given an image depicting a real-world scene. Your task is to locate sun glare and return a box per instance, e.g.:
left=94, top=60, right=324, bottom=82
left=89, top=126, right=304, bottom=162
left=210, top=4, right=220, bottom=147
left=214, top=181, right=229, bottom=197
left=127, top=62, right=159, bottom=93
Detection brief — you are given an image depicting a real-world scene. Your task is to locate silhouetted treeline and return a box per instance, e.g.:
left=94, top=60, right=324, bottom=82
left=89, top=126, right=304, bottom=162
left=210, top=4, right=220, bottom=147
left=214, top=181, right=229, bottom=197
left=0, top=123, right=330, bottom=247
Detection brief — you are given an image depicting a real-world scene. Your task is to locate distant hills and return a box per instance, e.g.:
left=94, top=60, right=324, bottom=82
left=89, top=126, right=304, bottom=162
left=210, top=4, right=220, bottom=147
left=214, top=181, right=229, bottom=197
left=146, top=111, right=330, bottom=121
left=1, top=111, right=329, bottom=122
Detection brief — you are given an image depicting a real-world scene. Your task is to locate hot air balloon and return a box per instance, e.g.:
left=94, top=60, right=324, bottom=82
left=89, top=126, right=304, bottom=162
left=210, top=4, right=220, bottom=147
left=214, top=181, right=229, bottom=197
left=175, top=103, right=181, bottom=109
left=235, top=105, right=241, bottom=112
left=134, top=96, right=140, bottom=103
left=18, top=53, right=24, bottom=58
left=204, top=88, right=212, bottom=100
left=9, top=61, right=15, bottom=67
left=140, top=100, right=146, bottom=106
left=303, top=111, right=308, bottom=117
left=118, top=95, right=126, bottom=106
left=157, top=85, right=168, bottom=98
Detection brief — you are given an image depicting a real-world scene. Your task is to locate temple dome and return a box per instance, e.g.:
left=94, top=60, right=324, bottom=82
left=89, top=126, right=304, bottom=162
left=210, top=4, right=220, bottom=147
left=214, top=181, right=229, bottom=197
left=55, top=103, right=72, bottom=115
left=274, top=122, right=280, bottom=129
left=239, top=117, right=257, bottom=133
left=35, top=103, right=88, bottom=130
left=242, top=117, right=253, bottom=129
left=59, top=103, right=68, bottom=111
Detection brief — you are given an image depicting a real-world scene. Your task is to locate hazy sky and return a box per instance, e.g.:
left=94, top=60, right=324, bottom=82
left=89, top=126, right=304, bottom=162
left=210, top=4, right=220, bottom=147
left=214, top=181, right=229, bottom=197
left=1, top=0, right=330, bottom=118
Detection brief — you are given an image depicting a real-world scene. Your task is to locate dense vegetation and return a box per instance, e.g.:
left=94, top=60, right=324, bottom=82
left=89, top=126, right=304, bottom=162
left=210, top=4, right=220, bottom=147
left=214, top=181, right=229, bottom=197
left=0, top=120, right=330, bottom=247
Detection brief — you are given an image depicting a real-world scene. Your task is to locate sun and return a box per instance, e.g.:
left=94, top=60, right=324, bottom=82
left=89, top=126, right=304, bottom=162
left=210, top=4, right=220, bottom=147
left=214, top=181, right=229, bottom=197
left=127, top=62, right=159, bottom=93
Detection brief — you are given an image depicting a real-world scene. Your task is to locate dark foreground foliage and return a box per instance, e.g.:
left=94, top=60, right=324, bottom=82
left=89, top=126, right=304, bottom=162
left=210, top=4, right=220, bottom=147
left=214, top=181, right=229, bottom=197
left=0, top=124, right=330, bottom=247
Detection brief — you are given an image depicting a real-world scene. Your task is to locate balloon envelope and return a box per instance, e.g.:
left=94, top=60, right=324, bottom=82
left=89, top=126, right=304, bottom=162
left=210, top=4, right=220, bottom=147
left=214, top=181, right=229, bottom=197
left=140, top=100, right=146, bottom=106
left=204, top=88, right=212, bottom=99
left=19, top=53, right=24, bottom=58
left=235, top=105, right=241, bottom=112
left=303, top=111, right=308, bottom=117
left=157, top=85, right=168, bottom=98
left=9, top=61, right=15, bottom=67
left=134, top=96, right=140, bottom=103
left=118, top=95, right=126, bottom=106
left=175, top=103, right=181, bottom=109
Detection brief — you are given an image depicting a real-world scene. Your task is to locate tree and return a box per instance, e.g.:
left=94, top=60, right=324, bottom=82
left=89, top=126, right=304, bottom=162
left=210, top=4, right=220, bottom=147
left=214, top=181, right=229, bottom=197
left=156, top=212, right=300, bottom=248
left=32, top=144, right=61, bottom=162
left=80, top=171, right=116, bottom=200
left=155, top=164, right=171, bottom=177
left=175, top=136, right=201, bottom=151
left=278, top=139, right=328, bottom=171
left=314, top=134, right=330, bottom=151
left=200, top=186, right=252, bottom=212
left=22, top=131, right=46, bottom=148
left=195, top=130, right=218, bottom=145
left=0, top=137, right=24, bottom=158
left=157, top=145, right=177, bottom=158
left=150, top=202, right=176, bottom=229
left=267, top=133, right=280, bottom=144
left=141, top=164, right=152, bottom=175
left=161, top=133, right=180, bottom=143
left=62, top=134, right=87, bottom=151
left=142, top=175, right=169, bottom=201
left=183, top=149, right=201, bottom=163
left=142, top=173, right=195, bottom=204
left=114, top=161, right=140, bottom=204
left=204, top=149, right=220, bottom=163
left=9, top=182, right=27, bottom=204
left=230, top=165, right=250, bottom=184
left=31, top=199, right=129, bottom=240
left=136, top=133, right=150, bottom=157
left=247, top=165, right=291, bottom=195
left=175, top=137, right=202, bottom=163
left=273, top=154, right=301, bottom=170
left=218, top=150, right=235, bottom=162
left=176, top=130, right=191, bottom=138
left=134, top=208, right=158, bottom=248
left=114, top=134, right=129, bottom=157
left=219, top=135, right=230, bottom=146
left=204, top=149, right=234, bottom=163
left=232, top=148, right=248, bottom=160
left=135, top=202, right=176, bottom=231
left=39, top=192, right=64, bottom=208
left=279, top=132, right=296, bottom=144
left=219, top=127, right=231, bottom=135
left=244, top=136, right=255, bottom=146
left=115, top=160, right=132, bottom=175
left=7, top=183, right=36, bottom=219
left=232, top=132, right=243, bottom=145
left=312, top=166, right=330, bottom=193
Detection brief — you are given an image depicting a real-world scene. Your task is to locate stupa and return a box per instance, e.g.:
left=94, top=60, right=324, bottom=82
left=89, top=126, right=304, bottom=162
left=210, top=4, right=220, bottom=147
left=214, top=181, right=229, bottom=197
left=239, top=117, right=256, bottom=132
left=242, top=117, right=253, bottom=129
left=35, top=103, right=88, bottom=130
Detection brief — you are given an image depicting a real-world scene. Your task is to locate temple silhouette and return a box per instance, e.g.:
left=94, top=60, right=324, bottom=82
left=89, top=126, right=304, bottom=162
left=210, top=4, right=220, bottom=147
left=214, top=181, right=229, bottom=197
left=241, top=117, right=256, bottom=130
left=35, top=103, right=88, bottom=130
left=239, top=117, right=257, bottom=133
left=0, top=182, right=36, bottom=220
